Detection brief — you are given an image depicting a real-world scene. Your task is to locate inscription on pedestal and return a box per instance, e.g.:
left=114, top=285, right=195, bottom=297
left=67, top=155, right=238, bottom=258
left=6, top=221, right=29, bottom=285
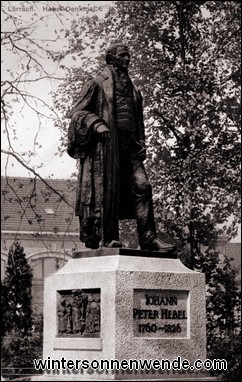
left=133, top=289, right=189, bottom=338
left=56, top=288, right=101, bottom=338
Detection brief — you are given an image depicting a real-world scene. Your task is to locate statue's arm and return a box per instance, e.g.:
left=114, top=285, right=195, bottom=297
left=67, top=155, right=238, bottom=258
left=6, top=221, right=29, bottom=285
left=67, top=80, right=106, bottom=158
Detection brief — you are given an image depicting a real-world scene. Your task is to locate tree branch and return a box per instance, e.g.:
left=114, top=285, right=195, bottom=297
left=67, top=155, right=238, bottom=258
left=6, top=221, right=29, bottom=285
left=1, top=149, right=74, bottom=209
left=154, top=108, right=182, bottom=141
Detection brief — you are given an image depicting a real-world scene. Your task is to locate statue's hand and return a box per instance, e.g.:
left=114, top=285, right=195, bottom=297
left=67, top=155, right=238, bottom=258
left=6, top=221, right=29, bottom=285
left=71, top=112, right=82, bottom=123
left=96, top=123, right=111, bottom=144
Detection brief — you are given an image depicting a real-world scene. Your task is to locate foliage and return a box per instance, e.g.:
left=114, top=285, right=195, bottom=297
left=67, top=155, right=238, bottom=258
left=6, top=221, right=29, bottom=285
left=208, top=334, right=241, bottom=382
left=1, top=242, right=33, bottom=336
left=119, top=220, right=139, bottom=248
left=53, top=1, right=241, bottom=264
left=107, top=1, right=241, bottom=262
left=1, top=1, right=78, bottom=234
left=1, top=241, right=43, bottom=379
left=195, top=249, right=241, bottom=338
left=1, top=313, right=43, bottom=380
left=195, top=248, right=241, bottom=381
left=53, top=16, right=242, bottom=372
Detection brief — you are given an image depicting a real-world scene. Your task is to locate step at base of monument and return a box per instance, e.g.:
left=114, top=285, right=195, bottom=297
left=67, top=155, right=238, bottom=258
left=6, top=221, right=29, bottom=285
left=30, top=372, right=221, bottom=381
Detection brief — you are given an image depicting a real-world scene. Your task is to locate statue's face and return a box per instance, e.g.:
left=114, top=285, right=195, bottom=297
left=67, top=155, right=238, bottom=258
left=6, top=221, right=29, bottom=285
left=112, top=46, right=130, bottom=70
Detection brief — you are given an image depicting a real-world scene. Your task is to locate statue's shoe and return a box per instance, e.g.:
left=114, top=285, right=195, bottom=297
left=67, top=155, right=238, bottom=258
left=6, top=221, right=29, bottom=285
left=140, top=237, right=175, bottom=251
left=105, top=240, right=123, bottom=248
left=85, top=238, right=100, bottom=249
left=85, top=239, right=123, bottom=249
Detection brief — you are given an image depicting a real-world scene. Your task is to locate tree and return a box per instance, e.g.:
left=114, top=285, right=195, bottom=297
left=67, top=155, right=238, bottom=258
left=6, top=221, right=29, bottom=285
left=1, top=242, right=33, bottom=336
left=1, top=242, right=44, bottom=379
left=100, top=1, right=241, bottom=263
left=1, top=1, right=65, bottom=168
left=195, top=249, right=241, bottom=339
left=1, top=0, right=111, bottom=167
left=1, top=312, right=43, bottom=380
left=1, top=2, right=116, bottom=240
left=195, top=249, right=241, bottom=382
left=53, top=2, right=240, bottom=261
left=1, top=1, right=83, bottom=235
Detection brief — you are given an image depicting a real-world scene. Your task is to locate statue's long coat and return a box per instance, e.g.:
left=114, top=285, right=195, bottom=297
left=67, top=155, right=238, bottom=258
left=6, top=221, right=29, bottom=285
left=67, top=66, right=146, bottom=242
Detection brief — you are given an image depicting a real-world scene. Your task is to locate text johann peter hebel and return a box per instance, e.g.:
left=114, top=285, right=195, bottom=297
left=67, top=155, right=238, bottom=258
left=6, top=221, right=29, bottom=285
left=133, top=291, right=188, bottom=338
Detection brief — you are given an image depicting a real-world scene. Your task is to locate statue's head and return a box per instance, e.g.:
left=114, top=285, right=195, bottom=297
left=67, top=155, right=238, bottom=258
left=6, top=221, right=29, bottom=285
left=105, top=43, right=130, bottom=71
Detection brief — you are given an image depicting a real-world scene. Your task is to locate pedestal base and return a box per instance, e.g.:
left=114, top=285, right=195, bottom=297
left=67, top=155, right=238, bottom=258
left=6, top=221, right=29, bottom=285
left=41, top=249, right=207, bottom=380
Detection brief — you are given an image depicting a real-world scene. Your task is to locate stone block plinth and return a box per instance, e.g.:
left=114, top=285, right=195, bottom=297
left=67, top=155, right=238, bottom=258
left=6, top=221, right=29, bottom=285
left=41, top=248, right=207, bottom=380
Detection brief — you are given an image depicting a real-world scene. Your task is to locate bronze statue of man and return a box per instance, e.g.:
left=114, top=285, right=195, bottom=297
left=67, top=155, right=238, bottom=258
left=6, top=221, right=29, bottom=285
left=67, top=43, right=174, bottom=252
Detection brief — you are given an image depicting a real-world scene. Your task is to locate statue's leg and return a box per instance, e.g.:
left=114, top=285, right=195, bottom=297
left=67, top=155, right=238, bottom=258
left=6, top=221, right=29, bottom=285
left=130, top=156, right=174, bottom=251
left=103, top=212, right=121, bottom=247
left=130, top=155, right=156, bottom=242
left=79, top=216, right=101, bottom=249
left=79, top=211, right=121, bottom=249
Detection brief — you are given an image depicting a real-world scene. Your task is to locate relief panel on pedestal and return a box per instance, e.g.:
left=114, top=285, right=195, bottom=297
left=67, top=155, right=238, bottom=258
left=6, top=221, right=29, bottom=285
left=56, top=288, right=101, bottom=338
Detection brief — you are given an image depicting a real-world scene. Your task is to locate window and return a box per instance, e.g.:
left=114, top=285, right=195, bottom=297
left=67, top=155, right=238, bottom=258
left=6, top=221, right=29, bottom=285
left=45, top=208, right=55, bottom=215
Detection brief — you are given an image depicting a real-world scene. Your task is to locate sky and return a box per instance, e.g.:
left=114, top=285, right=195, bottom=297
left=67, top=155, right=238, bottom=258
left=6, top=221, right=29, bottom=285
left=1, top=1, right=113, bottom=179
left=1, top=1, right=241, bottom=242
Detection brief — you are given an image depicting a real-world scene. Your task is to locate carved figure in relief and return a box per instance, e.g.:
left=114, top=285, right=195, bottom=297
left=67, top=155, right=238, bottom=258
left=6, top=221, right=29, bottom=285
left=79, top=290, right=88, bottom=321
left=72, top=295, right=81, bottom=333
left=57, top=298, right=67, bottom=334
left=86, top=295, right=100, bottom=333
left=65, top=303, right=73, bottom=333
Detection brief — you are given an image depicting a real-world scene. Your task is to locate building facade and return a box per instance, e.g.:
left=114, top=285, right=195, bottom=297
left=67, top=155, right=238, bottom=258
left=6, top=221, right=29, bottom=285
left=1, top=177, right=85, bottom=313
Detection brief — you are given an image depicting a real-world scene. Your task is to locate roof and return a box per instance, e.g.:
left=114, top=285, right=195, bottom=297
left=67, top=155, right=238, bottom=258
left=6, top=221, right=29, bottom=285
left=1, top=177, right=79, bottom=235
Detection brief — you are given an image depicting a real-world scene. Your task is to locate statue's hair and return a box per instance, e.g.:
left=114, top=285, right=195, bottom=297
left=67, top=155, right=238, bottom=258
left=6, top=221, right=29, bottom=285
left=105, top=43, right=129, bottom=64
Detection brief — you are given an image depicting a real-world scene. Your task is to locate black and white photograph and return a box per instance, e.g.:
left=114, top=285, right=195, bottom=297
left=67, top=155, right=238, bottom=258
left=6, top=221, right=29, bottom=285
left=1, top=1, right=241, bottom=381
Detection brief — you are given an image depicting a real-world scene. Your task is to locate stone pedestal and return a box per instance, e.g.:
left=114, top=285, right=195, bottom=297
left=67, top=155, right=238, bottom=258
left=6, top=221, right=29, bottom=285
left=42, top=248, right=207, bottom=380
